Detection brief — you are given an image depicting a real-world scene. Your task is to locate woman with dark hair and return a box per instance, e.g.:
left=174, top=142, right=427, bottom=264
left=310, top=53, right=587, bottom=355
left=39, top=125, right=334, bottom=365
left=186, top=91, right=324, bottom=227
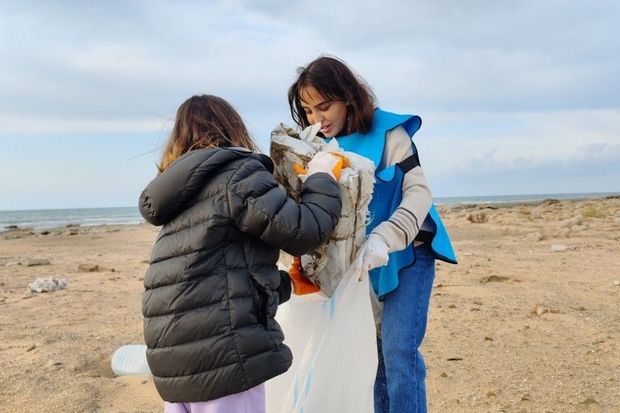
left=139, top=94, right=344, bottom=413
left=288, top=56, right=457, bottom=413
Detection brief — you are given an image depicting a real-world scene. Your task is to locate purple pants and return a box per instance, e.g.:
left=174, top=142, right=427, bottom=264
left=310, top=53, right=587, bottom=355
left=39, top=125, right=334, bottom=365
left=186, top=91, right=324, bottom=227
left=163, top=384, right=265, bottom=413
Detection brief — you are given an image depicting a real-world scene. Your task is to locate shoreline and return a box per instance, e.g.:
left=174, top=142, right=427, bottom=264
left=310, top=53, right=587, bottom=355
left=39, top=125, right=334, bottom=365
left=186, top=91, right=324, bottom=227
left=2, top=194, right=618, bottom=233
left=438, top=194, right=620, bottom=212
left=1, top=222, right=150, bottom=235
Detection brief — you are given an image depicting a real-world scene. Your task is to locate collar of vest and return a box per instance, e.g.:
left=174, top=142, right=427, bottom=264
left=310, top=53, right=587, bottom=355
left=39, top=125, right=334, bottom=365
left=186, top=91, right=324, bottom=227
left=325, top=108, right=422, bottom=176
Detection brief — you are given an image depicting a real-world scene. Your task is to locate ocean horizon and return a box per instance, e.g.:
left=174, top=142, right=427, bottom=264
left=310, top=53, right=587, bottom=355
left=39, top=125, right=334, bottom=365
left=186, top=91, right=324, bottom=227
left=1, top=191, right=618, bottom=230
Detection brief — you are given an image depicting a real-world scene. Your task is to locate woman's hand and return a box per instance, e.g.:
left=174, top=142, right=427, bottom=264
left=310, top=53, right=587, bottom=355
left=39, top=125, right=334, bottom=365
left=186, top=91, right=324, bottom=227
left=355, top=234, right=389, bottom=273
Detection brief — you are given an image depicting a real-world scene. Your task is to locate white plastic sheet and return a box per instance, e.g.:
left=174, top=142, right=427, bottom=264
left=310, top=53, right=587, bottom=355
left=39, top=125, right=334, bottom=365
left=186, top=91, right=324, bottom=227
left=266, top=261, right=378, bottom=413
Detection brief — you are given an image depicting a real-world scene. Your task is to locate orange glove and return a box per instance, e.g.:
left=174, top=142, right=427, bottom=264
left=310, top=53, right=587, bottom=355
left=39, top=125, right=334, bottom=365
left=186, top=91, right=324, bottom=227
left=328, top=152, right=350, bottom=181
left=293, top=163, right=307, bottom=175
left=288, top=256, right=320, bottom=295
left=293, top=152, right=350, bottom=181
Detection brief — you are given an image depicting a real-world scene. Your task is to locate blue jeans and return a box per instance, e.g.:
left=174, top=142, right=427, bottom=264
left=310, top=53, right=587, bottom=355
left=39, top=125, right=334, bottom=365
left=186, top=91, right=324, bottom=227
left=374, top=244, right=435, bottom=413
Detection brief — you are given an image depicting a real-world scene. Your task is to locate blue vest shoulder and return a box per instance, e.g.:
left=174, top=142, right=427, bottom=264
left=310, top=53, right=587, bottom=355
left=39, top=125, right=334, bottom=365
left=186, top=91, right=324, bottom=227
left=325, top=108, right=457, bottom=298
left=332, top=108, right=421, bottom=168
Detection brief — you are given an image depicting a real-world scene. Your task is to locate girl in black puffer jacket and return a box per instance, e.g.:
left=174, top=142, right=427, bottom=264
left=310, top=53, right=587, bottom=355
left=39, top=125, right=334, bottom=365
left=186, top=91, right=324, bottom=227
left=139, top=95, right=342, bottom=413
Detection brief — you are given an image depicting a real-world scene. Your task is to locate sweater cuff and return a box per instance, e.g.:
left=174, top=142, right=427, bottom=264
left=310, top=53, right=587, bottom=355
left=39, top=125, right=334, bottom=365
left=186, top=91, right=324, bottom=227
left=371, top=221, right=408, bottom=253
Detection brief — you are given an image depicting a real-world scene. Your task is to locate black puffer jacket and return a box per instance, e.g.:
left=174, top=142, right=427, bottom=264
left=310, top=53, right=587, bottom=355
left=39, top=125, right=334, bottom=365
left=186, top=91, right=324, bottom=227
left=138, top=147, right=341, bottom=403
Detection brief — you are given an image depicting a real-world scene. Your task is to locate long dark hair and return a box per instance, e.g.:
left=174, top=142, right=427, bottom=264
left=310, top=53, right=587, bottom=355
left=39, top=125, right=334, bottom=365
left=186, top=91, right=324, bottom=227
left=288, top=55, right=376, bottom=135
left=158, top=95, right=257, bottom=172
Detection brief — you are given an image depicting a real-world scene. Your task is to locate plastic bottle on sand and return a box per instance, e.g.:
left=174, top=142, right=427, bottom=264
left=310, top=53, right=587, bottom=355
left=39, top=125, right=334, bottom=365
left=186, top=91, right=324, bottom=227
left=111, top=344, right=151, bottom=376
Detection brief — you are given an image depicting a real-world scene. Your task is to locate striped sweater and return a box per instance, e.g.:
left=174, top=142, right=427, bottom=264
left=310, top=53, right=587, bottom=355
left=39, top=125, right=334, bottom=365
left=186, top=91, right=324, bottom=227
left=370, top=126, right=432, bottom=253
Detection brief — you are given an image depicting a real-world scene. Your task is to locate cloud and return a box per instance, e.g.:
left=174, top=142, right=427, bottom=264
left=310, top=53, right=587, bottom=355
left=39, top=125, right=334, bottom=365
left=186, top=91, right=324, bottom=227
left=0, top=131, right=162, bottom=210
left=0, top=114, right=170, bottom=134
left=0, top=1, right=309, bottom=128
left=427, top=142, right=620, bottom=196
left=0, top=1, right=618, bottom=208
left=246, top=0, right=620, bottom=112
left=409, top=108, right=620, bottom=195
left=415, top=108, right=620, bottom=170
left=1, top=0, right=618, bottom=129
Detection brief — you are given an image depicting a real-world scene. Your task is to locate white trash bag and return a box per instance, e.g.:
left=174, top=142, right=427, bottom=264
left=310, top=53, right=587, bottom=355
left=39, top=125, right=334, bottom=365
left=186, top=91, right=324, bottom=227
left=266, top=260, right=377, bottom=413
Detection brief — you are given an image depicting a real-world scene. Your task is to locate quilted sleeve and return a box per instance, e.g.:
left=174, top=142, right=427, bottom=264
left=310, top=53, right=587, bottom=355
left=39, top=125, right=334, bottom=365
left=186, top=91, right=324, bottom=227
left=227, top=159, right=342, bottom=256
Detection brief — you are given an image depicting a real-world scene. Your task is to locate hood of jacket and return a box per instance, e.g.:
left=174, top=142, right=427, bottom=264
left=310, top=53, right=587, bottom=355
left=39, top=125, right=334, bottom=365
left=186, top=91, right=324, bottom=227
left=139, top=147, right=274, bottom=226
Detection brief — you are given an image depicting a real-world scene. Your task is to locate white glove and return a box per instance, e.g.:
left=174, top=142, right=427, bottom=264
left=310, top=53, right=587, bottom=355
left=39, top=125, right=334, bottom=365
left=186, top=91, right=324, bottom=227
left=355, top=234, right=390, bottom=273
left=299, top=151, right=341, bottom=181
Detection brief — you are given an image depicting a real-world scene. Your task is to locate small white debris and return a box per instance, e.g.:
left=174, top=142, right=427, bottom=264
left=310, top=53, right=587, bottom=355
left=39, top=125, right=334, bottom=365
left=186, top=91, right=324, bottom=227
left=551, top=244, right=568, bottom=252
left=28, top=277, right=68, bottom=293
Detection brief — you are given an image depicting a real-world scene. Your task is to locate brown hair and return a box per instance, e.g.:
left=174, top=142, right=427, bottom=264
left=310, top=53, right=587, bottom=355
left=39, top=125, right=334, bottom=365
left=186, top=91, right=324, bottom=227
left=158, top=95, right=257, bottom=172
left=288, top=55, right=376, bottom=135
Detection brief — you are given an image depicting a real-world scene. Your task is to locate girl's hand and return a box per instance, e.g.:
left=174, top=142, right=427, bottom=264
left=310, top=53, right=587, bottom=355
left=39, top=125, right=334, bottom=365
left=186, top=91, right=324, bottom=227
left=297, top=151, right=349, bottom=181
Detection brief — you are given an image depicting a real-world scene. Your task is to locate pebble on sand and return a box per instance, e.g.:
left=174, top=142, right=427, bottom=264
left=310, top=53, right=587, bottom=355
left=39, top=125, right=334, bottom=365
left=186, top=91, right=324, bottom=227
left=530, top=304, right=559, bottom=316
left=467, top=211, right=488, bottom=224
left=19, top=258, right=51, bottom=267
left=78, top=264, right=101, bottom=272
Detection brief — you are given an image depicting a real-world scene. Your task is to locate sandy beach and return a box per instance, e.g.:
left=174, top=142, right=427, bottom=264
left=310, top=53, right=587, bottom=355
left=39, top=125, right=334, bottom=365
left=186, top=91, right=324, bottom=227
left=1, top=196, right=618, bottom=412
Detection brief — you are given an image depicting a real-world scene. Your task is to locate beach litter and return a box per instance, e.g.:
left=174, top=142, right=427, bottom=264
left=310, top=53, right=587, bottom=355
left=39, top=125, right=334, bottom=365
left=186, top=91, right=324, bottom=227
left=111, top=344, right=151, bottom=376
left=551, top=244, right=568, bottom=252
left=28, top=277, right=68, bottom=293
left=270, top=123, right=375, bottom=297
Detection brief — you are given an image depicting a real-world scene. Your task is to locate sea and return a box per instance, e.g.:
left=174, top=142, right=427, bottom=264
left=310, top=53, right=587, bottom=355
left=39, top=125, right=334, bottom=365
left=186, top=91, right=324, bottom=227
left=1, top=192, right=618, bottom=231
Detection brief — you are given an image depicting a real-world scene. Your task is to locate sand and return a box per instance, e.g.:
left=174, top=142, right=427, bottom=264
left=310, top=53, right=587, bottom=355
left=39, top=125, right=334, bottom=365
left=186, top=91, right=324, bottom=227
left=1, top=197, right=618, bottom=412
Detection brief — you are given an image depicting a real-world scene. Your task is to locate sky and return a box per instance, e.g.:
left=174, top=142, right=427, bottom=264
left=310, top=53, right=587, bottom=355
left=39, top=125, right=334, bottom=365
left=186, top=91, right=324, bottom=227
left=0, top=0, right=619, bottom=210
